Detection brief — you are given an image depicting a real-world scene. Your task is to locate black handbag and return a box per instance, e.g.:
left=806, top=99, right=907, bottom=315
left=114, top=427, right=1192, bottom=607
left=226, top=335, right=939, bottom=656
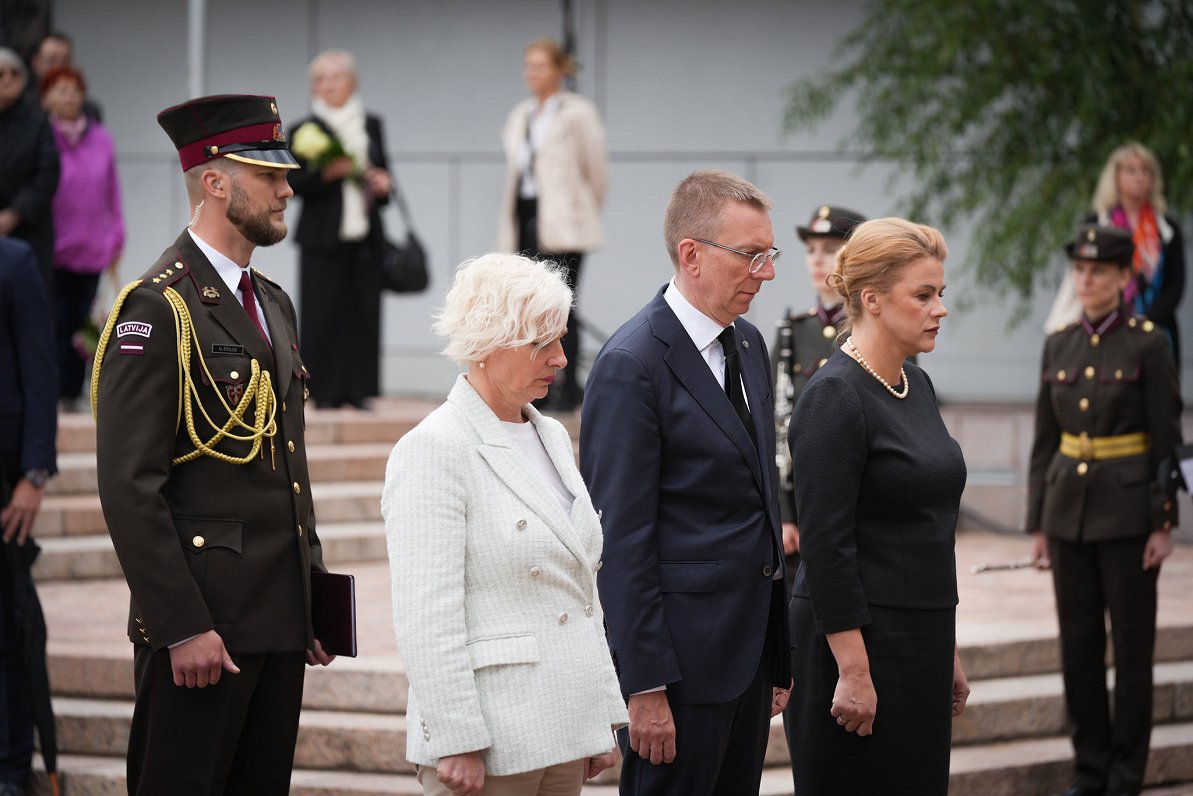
left=378, top=180, right=429, bottom=293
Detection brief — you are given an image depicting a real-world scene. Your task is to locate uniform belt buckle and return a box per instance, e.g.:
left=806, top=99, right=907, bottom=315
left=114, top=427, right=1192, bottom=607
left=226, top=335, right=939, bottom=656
left=1078, top=433, right=1095, bottom=460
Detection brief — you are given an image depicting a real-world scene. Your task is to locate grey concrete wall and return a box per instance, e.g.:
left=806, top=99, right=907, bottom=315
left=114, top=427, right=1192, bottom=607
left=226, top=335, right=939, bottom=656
left=54, top=0, right=1193, bottom=402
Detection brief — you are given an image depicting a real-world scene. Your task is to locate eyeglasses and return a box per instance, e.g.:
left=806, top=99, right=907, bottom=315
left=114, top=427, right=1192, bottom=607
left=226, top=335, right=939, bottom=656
left=695, top=239, right=782, bottom=274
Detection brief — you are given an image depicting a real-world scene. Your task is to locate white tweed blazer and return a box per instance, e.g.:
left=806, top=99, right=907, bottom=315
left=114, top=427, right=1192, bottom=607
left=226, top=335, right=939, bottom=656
left=382, top=375, right=627, bottom=775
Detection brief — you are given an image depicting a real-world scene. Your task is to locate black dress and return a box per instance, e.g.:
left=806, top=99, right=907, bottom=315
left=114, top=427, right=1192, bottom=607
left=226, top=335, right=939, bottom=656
left=787, top=350, right=966, bottom=794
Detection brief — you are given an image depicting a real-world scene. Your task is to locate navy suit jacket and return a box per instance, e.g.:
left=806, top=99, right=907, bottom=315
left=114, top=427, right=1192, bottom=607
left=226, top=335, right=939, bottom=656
left=580, top=284, right=788, bottom=705
left=0, top=236, right=57, bottom=479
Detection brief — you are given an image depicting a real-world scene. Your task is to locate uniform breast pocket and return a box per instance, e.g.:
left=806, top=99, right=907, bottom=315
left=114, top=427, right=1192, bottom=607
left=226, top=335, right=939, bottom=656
left=175, top=516, right=242, bottom=623
left=202, top=352, right=253, bottom=407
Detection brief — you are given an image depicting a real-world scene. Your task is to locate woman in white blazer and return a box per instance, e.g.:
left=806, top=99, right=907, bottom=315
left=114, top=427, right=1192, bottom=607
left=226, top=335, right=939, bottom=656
left=497, top=38, right=608, bottom=412
left=383, top=253, right=627, bottom=796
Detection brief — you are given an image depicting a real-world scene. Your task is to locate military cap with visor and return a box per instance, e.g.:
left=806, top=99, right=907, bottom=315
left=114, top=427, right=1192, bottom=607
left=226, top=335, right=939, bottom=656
left=797, top=205, right=867, bottom=241
left=157, top=93, right=299, bottom=172
left=1064, top=223, right=1135, bottom=269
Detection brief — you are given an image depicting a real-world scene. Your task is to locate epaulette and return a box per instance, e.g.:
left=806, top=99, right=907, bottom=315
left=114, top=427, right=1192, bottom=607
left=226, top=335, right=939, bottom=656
left=1126, top=316, right=1156, bottom=333
left=146, top=259, right=188, bottom=289
left=252, top=267, right=281, bottom=288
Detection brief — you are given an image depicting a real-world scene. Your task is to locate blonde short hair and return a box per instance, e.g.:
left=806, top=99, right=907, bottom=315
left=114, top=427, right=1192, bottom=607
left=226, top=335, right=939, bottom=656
left=829, top=217, right=948, bottom=335
left=1092, top=141, right=1166, bottom=216
left=663, top=170, right=772, bottom=267
left=308, top=49, right=357, bottom=83
left=434, top=253, right=574, bottom=365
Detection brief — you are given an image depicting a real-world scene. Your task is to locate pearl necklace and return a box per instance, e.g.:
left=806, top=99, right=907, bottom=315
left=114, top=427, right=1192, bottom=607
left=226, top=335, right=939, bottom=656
left=845, top=337, right=908, bottom=399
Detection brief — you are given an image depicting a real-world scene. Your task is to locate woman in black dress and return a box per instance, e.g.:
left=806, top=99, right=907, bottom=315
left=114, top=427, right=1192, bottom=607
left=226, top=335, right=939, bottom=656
left=787, top=217, right=969, bottom=794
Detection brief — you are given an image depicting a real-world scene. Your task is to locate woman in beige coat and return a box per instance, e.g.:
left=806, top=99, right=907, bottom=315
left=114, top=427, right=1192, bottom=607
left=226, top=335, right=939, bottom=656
left=383, top=254, right=626, bottom=796
left=498, top=38, right=608, bottom=412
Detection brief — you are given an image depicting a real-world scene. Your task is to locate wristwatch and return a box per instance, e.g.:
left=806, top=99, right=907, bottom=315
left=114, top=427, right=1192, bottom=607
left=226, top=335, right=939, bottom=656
left=24, top=468, right=51, bottom=488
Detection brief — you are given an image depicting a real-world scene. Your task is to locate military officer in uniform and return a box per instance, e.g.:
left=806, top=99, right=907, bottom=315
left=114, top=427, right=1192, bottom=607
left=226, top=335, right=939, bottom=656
left=772, top=205, right=866, bottom=577
left=93, top=94, right=334, bottom=795
left=1027, top=224, right=1181, bottom=796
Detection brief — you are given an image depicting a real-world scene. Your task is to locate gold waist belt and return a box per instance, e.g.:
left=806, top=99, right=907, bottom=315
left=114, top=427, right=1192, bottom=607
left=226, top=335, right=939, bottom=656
left=1059, top=431, right=1148, bottom=461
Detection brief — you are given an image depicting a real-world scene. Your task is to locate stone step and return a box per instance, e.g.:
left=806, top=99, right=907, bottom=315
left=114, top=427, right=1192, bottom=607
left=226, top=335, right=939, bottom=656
left=55, top=402, right=436, bottom=454
left=31, top=480, right=384, bottom=539
left=47, top=443, right=397, bottom=496
left=32, top=519, right=388, bottom=581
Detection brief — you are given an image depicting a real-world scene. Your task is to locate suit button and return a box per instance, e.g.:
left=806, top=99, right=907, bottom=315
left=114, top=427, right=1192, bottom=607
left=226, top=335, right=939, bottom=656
left=516, top=518, right=527, bottom=530
left=287, top=440, right=296, bottom=453
left=584, top=604, right=593, bottom=617
left=293, top=482, right=301, bottom=494
left=1078, top=398, right=1090, bottom=412
left=762, top=565, right=774, bottom=577
left=1076, top=462, right=1089, bottom=476
left=558, top=612, right=569, bottom=624
left=192, top=535, right=205, bottom=549
left=529, top=567, right=541, bottom=578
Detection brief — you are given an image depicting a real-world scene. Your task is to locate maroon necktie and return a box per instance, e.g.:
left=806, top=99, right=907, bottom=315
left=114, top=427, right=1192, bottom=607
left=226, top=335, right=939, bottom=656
left=238, top=270, right=271, bottom=349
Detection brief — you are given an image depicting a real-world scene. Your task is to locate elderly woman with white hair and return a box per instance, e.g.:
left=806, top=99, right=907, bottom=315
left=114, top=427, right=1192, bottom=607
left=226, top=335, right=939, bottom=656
left=288, top=48, right=392, bottom=409
left=383, top=253, right=626, bottom=796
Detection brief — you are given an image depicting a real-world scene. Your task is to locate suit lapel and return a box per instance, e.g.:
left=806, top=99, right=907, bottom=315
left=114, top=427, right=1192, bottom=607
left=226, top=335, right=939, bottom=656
left=449, top=376, right=590, bottom=567
left=648, top=291, right=764, bottom=491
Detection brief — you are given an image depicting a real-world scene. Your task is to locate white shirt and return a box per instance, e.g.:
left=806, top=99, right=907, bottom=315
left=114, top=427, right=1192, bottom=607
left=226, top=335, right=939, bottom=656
left=188, top=229, right=272, bottom=345
left=662, top=277, right=746, bottom=405
left=517, top=93, right=561, bottom=199
left=502, top=419, right=574, bottom=513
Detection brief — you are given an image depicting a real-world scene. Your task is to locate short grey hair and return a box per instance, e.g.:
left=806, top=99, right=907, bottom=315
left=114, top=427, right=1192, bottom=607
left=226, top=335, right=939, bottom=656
left=0, top=48, right=26, bottom=79
left=308, top=49, right=358, bottom=82
left=434, top=253, right=574, bottom=366
left=663, top=169, right=772, bottom=267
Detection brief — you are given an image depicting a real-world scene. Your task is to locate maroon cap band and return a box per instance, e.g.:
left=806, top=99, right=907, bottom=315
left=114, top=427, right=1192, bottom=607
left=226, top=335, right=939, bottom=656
left=176, top=121, right=283, bottom=170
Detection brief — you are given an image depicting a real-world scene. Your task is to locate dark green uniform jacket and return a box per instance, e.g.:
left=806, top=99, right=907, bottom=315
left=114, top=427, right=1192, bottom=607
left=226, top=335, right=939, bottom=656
left=95, top=231, right=324, bottom=653
left=1027, top=307, right=1181, bottom=541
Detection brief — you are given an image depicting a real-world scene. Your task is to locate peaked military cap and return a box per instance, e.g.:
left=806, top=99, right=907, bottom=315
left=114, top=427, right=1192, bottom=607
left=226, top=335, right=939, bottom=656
left=797, top=205, right=867, bottom=241
left=1063, top=223, right=1135, bottom=268
left=157, top=94, right=299, bottom=172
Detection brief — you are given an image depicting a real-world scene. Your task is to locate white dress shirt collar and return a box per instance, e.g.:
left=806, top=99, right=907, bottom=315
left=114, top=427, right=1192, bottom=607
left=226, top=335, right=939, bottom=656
left=188, top=229, right=248, bottom=297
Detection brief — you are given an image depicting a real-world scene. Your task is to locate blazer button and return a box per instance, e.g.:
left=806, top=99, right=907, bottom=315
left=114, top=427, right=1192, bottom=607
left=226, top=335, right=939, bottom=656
left=287, top=440, right=296, bottom=453
left=529, top=566, right=541, bottom=578
left=192, top=535, right=205, bottom=549
left=516, top=518, right=527, bottom=530
left=558, top=612, right=569, bottom=624
left=762, top=564, right=774, bottom=577
left=293, top=482, right=301, bottom=494
left=584, top=604, right=593, bottom=617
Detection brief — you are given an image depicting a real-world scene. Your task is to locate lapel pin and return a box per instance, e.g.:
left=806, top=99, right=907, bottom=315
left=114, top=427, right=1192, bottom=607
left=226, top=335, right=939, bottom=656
left=742, top=339, right=750, bottom=349
left=202, top=285, right=221, bottom=300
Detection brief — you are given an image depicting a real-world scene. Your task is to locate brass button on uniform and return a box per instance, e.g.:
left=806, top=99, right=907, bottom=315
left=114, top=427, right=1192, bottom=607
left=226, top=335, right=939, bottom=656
left=1056, top=369, right=1067, bottom=381
left=1164, top=501, right=1173, bottom=511
left=1163, top=520, right=1173, bottom=530
left=558, top=612, right=569, bottom=624
left=822, top=326, right=835, bottom=339
left=1078, top=398, right=1090, bottom=411
left=292, top=482, right=301, bottom=494
left=1076, top=462, right=1089, bottom=476
left=287, top=440, right=296, bottom=453
left=230, top=370, right=239, bottom=380
left=192, top=535, right=205, bottom=548
left=1115, top=369, right=1123, bottom=380
left=1084, top=366, right=1095, bottom=379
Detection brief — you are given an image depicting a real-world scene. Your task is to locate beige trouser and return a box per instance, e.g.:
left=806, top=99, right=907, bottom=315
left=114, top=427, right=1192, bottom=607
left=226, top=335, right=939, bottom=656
left=416, top=760, right=585, bottom=796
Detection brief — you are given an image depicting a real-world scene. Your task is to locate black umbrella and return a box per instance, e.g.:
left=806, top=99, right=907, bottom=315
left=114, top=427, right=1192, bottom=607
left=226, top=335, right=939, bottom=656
left=2, top=539, right=59, bottom=796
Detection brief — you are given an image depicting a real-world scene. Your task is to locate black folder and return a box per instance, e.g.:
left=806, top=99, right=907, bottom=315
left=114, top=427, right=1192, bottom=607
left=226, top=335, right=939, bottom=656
left=310, top=570, right=357, bottom=657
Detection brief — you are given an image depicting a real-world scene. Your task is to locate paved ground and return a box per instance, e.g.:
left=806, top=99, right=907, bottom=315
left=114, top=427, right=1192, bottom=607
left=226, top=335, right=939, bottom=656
left=37, top=527, right=1193, bottom=667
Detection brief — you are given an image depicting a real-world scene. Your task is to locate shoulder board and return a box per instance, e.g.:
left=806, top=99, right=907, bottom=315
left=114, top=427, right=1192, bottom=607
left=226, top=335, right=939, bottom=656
left=252, top=267, right=281, bottom=288
left=142, top=259, right=189, bottom=293
left=1126, top=316, right=1155, bottom=333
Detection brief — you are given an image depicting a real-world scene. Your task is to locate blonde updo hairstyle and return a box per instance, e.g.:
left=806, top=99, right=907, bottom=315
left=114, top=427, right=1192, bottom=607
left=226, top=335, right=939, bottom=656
left=828, top=217, right=948, bottom=336
left=524, top=37, right=576, bottom=77
left=434, top=253, right=574, bottom=366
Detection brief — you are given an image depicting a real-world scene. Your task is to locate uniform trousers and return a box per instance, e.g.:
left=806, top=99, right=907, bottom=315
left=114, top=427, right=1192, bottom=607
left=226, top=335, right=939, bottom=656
left=416, top=759, right=585, bottom=796
left=127, top=646, right=305, bottom=795
left=616, top=624, right=776, bottom=796
left=1048, top=535, right=1159, bottom=794
left=516, top=196, right=584, bottom=405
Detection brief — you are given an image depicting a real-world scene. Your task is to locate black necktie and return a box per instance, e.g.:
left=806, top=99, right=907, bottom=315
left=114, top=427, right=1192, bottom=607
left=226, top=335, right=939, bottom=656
left=717, top=326, right=757, bottom=449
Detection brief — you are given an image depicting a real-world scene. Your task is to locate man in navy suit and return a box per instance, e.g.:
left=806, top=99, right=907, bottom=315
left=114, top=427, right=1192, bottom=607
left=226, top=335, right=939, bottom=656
left=0, top=236, right=57, bottom=795
left=580, top=170, right=790, bottom=795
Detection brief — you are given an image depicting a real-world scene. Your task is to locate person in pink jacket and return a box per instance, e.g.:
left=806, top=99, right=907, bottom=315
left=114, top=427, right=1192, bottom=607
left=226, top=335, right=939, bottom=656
left=41, top=65, right=124, bottom=406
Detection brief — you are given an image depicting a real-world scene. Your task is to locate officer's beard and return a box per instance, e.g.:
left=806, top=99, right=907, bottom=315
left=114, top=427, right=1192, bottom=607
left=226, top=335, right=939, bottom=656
left=227, top=182, right=287, bottom=247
